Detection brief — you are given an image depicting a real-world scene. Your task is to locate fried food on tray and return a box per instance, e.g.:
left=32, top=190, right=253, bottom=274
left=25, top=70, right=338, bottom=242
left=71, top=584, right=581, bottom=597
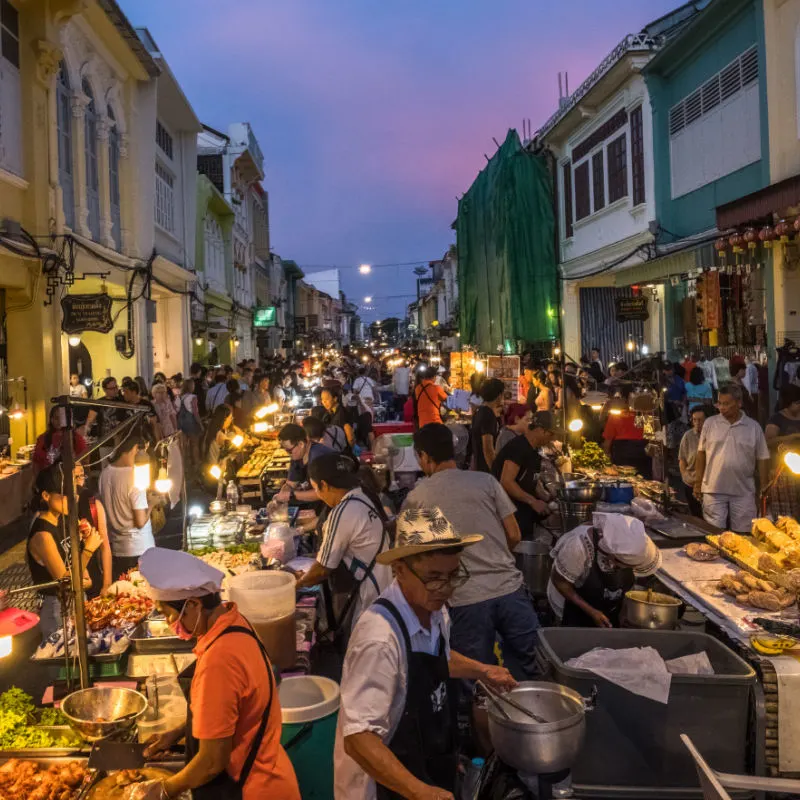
left=752, top=518, right=781, bottom=541
left=785, top=570, right=800, bottom=593
left=0, top=758, right=88, bottom=800
left=766, top=530, right=796, bottom=551
left=776, top=516, right=800, bottom=541
left=759, top=553, right=784, bottom=573
left=718, top=572, right=797, bottom=611
left=748, top=591, right=783, bottom=611
left=685, top=543, right=718, bottom=562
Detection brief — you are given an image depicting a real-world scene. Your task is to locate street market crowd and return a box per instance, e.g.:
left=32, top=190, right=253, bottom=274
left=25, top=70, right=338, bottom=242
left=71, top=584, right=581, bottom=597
left=14, top=343, right=800, bottom=799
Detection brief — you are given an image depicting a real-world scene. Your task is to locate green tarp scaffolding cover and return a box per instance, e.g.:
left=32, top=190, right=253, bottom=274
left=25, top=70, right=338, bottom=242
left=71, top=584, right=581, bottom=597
left=456, top=129, right=558, bottom=353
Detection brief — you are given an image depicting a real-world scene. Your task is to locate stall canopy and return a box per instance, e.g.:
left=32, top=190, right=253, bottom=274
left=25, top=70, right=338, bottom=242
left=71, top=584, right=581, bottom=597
left=456, top=129, right=558, bottom=353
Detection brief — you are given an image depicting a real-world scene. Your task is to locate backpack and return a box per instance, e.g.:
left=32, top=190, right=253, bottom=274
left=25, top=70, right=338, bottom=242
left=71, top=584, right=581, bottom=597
left=177, top=395, right=202, bottom=436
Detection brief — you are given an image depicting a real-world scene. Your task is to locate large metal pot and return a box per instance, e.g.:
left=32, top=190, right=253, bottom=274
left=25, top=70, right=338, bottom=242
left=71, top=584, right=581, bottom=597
left=623, top=590, right=682, bottom=630
left=487, top=681, right=589, bottom=774
left=514, top=540, right=552, bottom=597
left=560, top=481, right=604, bottom=502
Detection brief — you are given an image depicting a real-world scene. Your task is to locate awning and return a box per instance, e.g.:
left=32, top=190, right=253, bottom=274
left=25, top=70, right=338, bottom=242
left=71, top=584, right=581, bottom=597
left=716, top=174, right=800, bottom=230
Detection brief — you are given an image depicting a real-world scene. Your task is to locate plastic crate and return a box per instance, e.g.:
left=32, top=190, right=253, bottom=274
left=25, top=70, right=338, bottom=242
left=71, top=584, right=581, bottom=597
left=536, top=628, right=755, bottom=796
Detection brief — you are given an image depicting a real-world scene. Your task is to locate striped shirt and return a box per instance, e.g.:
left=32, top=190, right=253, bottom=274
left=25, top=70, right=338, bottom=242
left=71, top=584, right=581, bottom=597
left=317, top=488, right=392, bottom=626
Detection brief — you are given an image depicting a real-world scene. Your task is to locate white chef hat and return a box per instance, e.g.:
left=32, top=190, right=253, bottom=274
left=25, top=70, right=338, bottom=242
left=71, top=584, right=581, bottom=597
left=594, top=513, right=661, bottom=577
left=138, top=547, right=224, bottom=602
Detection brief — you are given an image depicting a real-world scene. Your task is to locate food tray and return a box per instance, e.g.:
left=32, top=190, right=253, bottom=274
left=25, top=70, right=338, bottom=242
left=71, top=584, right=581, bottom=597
left=32, top=643, right=130, bottom=665
left=706, top=534, right=779, bottom=582
left=0, top=727, right=87, bottom=758
left=129, top=620, right=194, bottom=654
left=126, top=653, right=195, bottom=677
left=648, top=518, right=709, bottom=540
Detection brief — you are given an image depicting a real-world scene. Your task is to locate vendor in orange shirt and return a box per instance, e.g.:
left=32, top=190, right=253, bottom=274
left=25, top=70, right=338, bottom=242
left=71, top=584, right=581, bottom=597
left=413, top=365, right=449, bottom=429
left=135, top=548, right=300, bottom=800
left=602, top=392, right=652, bottom=479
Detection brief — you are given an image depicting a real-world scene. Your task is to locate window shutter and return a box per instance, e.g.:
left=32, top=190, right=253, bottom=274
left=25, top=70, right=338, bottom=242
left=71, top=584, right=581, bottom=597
left=562, top=162, right=573, bottom=238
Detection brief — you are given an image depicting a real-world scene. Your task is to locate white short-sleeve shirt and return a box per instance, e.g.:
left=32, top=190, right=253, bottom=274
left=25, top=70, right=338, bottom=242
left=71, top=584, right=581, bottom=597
left=99, top=464, right=153, bottom=557
left=318, top=488, right=392, bottom=624
left=698, top=411, right=769, bottom=495
left=333, top=580, right=451, bottom=800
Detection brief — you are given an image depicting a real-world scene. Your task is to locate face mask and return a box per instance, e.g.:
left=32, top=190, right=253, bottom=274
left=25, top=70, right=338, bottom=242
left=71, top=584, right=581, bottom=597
left=169, top=604, right=199, bottom=641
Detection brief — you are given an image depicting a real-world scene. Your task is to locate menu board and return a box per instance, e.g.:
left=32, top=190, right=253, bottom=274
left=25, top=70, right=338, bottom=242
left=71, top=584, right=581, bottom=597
left=449, top=351, right=476, bottom=391
left=487, top=355, right=520, bottom=403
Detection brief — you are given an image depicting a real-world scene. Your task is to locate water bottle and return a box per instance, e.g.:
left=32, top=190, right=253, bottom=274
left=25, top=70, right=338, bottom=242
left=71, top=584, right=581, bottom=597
left=226, top=480, right=239, bottom=511
left=460, top=757, right=484, bottom=799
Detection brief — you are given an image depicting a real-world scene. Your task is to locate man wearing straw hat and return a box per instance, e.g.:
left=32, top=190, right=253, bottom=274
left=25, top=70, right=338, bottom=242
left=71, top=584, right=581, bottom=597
left=334, top=507, right=517, bottom=800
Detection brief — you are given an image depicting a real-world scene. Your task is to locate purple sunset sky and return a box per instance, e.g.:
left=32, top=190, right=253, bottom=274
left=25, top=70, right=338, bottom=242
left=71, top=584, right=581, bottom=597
left=121, top=0, right=680, bottom=321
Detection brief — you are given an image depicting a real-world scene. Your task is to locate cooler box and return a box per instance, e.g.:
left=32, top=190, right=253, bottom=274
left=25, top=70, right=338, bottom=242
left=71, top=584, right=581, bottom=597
left=536, top=628, right=755, bottom=797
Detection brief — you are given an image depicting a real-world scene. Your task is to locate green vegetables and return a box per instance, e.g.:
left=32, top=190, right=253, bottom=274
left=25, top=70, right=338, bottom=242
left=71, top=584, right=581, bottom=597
left=0, top=687, right=79, bottom=749
left=571, top=439, right=610, bottom=470
left=189, top=542, right=260, bottom=557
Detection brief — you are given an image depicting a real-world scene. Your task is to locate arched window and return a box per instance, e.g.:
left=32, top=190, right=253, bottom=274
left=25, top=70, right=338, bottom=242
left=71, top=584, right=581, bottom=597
left=56, top=62, right=74, bottom=228
left=82, top=79, right=100, bottom=240
left=108, top=105, right=121, bottom=249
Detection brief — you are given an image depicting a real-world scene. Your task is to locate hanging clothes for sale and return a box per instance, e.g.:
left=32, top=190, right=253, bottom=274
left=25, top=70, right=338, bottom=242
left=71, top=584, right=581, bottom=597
left=697, top=356, right=718, bottom=390
left=774, top=341, right=800, bottom=392
left=713, top=356, right=731, bottom=385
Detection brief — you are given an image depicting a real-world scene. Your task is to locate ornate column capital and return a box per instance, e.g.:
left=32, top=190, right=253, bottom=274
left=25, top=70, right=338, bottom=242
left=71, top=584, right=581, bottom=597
left=96, top=114, right=110, bottom=142
left=71, top=93, right=89, bottom=119
left=35, top=40, right=63, bottom=87
left=119, top=133, right=129, bottom=159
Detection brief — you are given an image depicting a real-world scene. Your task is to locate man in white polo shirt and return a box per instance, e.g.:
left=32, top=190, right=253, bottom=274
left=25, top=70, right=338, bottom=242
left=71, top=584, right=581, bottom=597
left=333, top=507, right=516, bottom=800
left=694, top=383, right=770, bottom=532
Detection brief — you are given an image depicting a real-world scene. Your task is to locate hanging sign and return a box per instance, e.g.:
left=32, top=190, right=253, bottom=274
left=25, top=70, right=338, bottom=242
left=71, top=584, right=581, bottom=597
left=615, top=296, right=649, bottom=322
left=61, top=293, right=114, bottom=334
left=253, top=307, right=277, bottom=328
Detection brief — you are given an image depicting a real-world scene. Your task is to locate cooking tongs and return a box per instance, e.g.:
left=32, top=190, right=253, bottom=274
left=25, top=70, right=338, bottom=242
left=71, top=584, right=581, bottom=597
left=476, top=680, right=548, bottom=724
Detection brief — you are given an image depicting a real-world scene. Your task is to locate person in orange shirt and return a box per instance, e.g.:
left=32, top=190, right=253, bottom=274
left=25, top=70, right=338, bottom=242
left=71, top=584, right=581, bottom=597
left=413, top=366, right=448, bottom=429
left=135, top=548, right=301, bottom=800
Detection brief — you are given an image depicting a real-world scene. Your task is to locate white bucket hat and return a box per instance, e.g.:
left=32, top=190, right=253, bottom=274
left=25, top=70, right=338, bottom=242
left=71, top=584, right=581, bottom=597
left=377, top=507, right=482, bottom=565
left=594, top=513, right=662, bottom=577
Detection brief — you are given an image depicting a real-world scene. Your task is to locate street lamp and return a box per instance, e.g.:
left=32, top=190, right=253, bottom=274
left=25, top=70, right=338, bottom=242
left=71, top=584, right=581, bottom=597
left=68, top=335, right=81, bottom=347
left=359, top=264, right=372, bottom=275
left=364, top=296, right=372, bottom=303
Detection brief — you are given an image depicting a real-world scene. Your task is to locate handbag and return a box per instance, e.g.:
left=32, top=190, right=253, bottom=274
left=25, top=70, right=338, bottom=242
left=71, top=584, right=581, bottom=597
left=151, top=502, right=167, bottom=535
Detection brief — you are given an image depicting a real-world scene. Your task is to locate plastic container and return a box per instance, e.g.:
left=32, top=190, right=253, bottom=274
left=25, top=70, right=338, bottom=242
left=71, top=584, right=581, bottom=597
left=261, top=522, right=296, bottom=564
left=279, top=676, right=340, bottom=799
left=459, top=757, right=485, bottom=799
left=229, top=572, right=297, bottom=669
left=536, top=628, right=755, bottom=795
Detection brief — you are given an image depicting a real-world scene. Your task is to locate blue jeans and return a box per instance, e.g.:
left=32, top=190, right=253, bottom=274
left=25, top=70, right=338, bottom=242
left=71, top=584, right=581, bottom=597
left=449, top=585, right=541, bottom=681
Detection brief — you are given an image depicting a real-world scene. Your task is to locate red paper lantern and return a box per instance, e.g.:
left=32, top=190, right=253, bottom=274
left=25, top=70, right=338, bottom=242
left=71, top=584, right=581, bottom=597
left=776, top=219, right=791, bottom=242
left=714, top=237, right=728, bottom=251
left=729, top=232, right=743, bottom=253
left=759, top=225, right=776, bottom=249
left=743, top=227, right=758, bottom=250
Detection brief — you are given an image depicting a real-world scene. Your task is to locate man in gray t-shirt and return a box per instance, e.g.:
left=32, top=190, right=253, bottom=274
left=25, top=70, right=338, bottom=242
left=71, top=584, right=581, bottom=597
left=404, top=423, right=540, bottom=680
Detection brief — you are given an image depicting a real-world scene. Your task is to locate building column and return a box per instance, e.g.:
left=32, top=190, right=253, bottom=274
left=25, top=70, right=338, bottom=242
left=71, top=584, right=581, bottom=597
left=116, top=133, right=135, bottom=255
left=562, top=280, right=581, bottom=361
left=70, top=91, right=90, bottom=238
left=95, top=112, right=115, bottom=249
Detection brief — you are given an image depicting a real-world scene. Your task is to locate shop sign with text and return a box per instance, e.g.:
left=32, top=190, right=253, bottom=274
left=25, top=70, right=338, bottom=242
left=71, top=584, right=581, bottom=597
left=61, top=293, right=114, bottom=334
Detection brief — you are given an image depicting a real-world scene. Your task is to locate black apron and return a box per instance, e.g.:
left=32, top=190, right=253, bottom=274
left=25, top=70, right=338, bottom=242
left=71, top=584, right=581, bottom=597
left=179, top=624, right=275, bottom=800
left=372, top=598, right=458, bottom=799
left=561, top=529, right=634, bottom=628
left=321, top=496, right=387, bottom=640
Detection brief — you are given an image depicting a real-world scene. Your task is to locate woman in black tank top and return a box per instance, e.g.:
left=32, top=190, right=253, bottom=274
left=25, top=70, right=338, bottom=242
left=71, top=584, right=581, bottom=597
left=27, top=465, right=103, bottom=640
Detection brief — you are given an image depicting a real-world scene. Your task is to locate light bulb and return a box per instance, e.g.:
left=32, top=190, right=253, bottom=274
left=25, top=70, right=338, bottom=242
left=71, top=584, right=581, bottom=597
left=641, top=344, right=650, bottom=355
left=68, top=335, right=81, bottom=347
left=154, top=466, right=172, bottom=494
left=231, top=434, right=244, bottom=448
left=475, top=361, right=486, bottom=373
left=209, top=464, right=222, bottom=480
left=553, top=347, right=561, bottom=357
left=359, top=264, right=372, bottom=274
left=590, top=404, right=603, bottom=411
left=194, top=337, right=204, bottom=347
left=364, top=296, right=373, bottom=303
left=626, top=341, right=635, bottom=352
left=609, top=408, right=623, bottom=416
left=189, top=505, right=203, bottom=518
left=0, top=635, right=11, bottom=659
left=265, top=403, right=279, bottom=414
left=252, top=421, right=269, bottom=433
left=568, top=418, right=584, bottom=432
left=8, top=403, right=24, bottom=420
left=254, top=405, right=270, bottom=419
left=133, top=462, right=151, bottom=491
left=784, top=451, right=800, bottom=475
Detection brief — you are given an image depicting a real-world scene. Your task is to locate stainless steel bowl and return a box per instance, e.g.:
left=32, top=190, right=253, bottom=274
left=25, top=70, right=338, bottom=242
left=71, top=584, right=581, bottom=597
left=623, top=590, right=682, bottom=630
left=487, top=681, right=588, bottom=774
left=560, top=481, right=604, bottom=502
left=61, top=686, right=148, bottom=741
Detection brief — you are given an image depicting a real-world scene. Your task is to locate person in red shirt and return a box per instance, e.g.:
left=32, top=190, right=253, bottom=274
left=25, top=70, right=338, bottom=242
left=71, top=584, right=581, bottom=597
left=602, top=396, right=651, bottom=478
left=33, top=406, right=87, bottom=472
left=138, top=548, right=301, bottom=800
left=413, top=366, right=448, bottom=429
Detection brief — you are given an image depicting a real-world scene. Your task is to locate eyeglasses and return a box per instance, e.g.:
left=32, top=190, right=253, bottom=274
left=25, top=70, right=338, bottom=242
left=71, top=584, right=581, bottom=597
left=281, top=442, right=301, bottom=456
left=405, top=561, right=470, bottom=593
